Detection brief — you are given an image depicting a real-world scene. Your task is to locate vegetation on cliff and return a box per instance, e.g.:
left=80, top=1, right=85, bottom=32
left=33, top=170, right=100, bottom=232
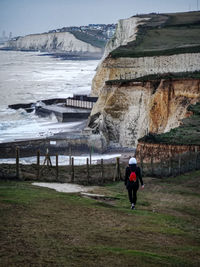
left=139, top=102, right=200, bottom=145
left=110, top=11, right=200, bottom=58
left=1, top=170, right=200, bottom=266
left=68, top=30, right=106, bottom=49
left=105, top=71, right=200, bottom=85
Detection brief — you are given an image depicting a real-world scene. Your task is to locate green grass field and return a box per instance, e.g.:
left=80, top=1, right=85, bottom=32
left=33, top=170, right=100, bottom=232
left=0, top=170, right=200, bottom=266
left=111, top=11, right=200, bottom=58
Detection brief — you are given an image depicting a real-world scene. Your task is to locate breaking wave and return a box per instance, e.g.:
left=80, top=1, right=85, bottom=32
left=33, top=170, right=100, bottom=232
left=0, top=51, right=99, bottom=143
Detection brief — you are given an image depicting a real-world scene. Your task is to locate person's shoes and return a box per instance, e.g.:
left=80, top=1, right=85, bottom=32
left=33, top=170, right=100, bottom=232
left=131, top=203, right=135, bottom=210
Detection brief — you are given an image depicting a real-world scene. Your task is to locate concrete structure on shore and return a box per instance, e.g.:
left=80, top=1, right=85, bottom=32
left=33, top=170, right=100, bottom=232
left=0, top=133, right=107, bottom=158
left=3, top=96, right=106, bottom=157
left=35, top=105, right=91, bottom=122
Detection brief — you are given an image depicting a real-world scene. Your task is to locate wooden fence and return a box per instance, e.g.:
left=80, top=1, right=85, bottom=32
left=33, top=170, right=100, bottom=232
left=1, top=147, right=200, bottom=184
left=139, top=150, right=200, bottom=177
left=12, top=148, right=123, bottom=185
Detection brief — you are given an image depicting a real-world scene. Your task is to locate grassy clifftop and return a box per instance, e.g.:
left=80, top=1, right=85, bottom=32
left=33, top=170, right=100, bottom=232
left=70, top=30, right=106, bottom=49
left=111, top=11, right=200, bottom=58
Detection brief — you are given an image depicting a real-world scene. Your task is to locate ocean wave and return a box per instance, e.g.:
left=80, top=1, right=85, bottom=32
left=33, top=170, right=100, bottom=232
left=0, top=154, right=121, bottom=165
left=0, top=51, right=99, bottom=143
left=0, top=108, right=34, bottom=122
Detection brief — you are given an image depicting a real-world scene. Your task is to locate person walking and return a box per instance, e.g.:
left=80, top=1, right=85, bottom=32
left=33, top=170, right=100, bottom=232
left=124, top=157, right=144, bottom=210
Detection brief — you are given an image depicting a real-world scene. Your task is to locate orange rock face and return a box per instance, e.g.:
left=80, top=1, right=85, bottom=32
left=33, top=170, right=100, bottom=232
left=136, top=141, right=200, bottom=163
left=149, top=79, right=200, bottom=133
left=89, top=78, right=200, bottom=147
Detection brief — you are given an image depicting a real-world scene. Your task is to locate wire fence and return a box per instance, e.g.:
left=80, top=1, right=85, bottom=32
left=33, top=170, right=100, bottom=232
left=139, top=150, right=200, bottom=177
left=0, top=148, right=200, bottom=184
left=0, top=148, right=123, bottom=185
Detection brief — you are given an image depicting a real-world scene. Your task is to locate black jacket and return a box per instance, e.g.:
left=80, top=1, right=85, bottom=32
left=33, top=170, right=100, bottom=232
left=124, top=164, right=143, bottom=189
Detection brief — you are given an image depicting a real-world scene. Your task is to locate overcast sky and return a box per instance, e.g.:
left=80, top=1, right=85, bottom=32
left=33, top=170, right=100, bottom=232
left=0, top=0, right=199, bottom=37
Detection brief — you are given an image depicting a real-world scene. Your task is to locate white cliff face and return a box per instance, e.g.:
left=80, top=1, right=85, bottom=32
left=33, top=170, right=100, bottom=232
left=89, top=14, right=200, bottom=148
left=89, top=79, right=200, bottom=147
left=91, top=13, right=200, bottom=96
left=91, top=53, right=200, bottom=96
left=91, top=16, right=149, bottom=95
left=4, top=32, right=102, bottom=54
left=103, top=17, right=148, bottom=59
left=90, top=82, right=152, bottom=147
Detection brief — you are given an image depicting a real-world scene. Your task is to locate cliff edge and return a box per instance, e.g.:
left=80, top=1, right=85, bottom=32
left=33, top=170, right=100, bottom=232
left=88, top=11, right=200, bottom=148
left=1, top=31, right=103, bottom=58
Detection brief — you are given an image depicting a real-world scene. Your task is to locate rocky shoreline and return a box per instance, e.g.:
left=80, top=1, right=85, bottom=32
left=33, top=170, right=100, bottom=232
left=40, top=52, right=102, bottom=60
left=0, top=48, right=103, bottom=60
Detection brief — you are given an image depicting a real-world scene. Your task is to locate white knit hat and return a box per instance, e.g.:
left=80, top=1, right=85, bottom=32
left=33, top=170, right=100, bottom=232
left=129, top=157, right=137, bottom=165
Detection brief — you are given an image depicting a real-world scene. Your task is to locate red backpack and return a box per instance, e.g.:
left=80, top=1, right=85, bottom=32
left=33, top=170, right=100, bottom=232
left=129, top=171, right=137, bottom=182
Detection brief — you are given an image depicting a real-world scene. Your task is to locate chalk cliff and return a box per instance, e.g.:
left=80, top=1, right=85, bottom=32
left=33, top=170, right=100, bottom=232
left=91, top=53, right=200, bottom=97
left=91, top=11, right=200, bottom=96
left=2, top=32, right=102, bottom=56
left=88, top=78, right=200, bottom=147
left=88, top=12, right=200, bottom=148
left=92, top=16, right=149, bottom=96
left=102, top=16, right=148, bottom=60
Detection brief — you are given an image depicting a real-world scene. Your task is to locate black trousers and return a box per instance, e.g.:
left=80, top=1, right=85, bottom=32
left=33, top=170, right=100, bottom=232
left=128, top=186, right=138, bottom=205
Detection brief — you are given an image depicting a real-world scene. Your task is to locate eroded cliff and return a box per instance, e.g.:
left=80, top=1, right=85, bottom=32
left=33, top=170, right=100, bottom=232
left=88, top=12, right=200, bottom=148
left=136, top=142, right=200, bottom=163
left=91, top=11, right=200, bottom=96
left=88, top=78, right=200, bottom=147
left=91, top=53, right=200, bottom=97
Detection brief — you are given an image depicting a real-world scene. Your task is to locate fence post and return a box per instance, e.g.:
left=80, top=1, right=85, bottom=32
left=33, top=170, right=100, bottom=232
left=178, top=154, right=181, bottom=176
left=160, top=156, right=163, bottom=177
left=86, top=158, right=89, bottom=184
left=47, top=149, right=49, bottom=167
left=118, top=157, right=121, bottom=180
left=168, top=146, right=172, bottom=176
left=43, top=148, right=52, bottom=167
left=16, top=147, right=19, bottom=179
left=195, top=146, right=198, bottom=170
left=150, top=154, right=154, bottom=176
left=71, top=157, right=74, bottom=182
left=37, top=150, right=40, bottom=179
left=69, top=146, right=72, bottom=166
left=56, top=154, right=58, bottom=179
left=188, top=150, right=191, bottom=172
left=101, top=159, right=104, bottom=184
left=89, top=147, right=92, bottom=165
left=114, top=157, right=121, bottom=181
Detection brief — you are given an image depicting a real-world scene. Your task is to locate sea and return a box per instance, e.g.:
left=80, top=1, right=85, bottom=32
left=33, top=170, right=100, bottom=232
left=0, top=50, right=99, bottom=143
left=0, top=50, right=121, bottom=164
